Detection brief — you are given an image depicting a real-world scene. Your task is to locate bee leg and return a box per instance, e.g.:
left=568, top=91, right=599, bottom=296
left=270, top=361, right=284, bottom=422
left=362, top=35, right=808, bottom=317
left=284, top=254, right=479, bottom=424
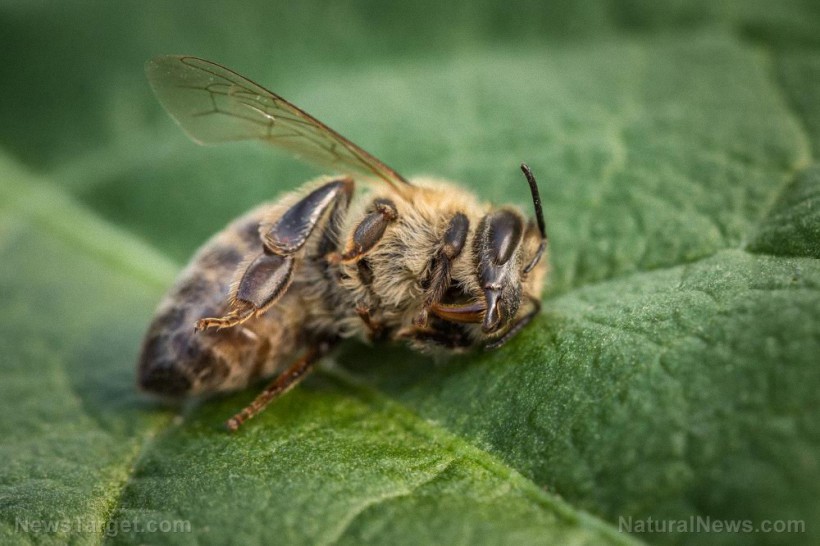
left=355, top=303, right=387, bottom=342
left=225, top=339, right=336, bottom=431
left=414, top=213, right=470, bottom=327
left=327, top=198, right=398, bottom=263
left=195, top=303, right=256, bottom=331
left=261, top=177, right=354, bottom=255
left=197, top=178, right=354, bottom=332
left=195, top=252, right=295, bottom=331
left=483, top=296, right=541, bottom=350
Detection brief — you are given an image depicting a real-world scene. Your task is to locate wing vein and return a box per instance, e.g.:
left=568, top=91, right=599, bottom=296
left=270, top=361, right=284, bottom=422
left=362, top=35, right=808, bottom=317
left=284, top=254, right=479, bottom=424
left=145, top=55, right=411, bottom=190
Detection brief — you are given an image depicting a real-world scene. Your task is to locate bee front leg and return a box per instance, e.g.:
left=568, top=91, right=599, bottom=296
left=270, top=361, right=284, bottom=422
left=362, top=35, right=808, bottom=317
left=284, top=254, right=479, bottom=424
left=414, top=212, right=470, bottom=327
left=197, top=178, right=354, bottom=332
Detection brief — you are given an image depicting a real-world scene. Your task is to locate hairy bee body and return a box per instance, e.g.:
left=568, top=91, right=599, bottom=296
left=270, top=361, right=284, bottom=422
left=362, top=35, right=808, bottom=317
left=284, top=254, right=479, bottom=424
left=140, top=55, right=549, bottom=428
left=139, top=176, right=547, bottom=397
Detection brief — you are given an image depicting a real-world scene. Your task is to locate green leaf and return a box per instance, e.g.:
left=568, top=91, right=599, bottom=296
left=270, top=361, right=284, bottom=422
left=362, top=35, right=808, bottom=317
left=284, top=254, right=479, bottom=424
left=1, top=2, right=819, bottom=545
left=749, top=166, right=820, bottom=257
left=0, top=162, right=629, bottom=546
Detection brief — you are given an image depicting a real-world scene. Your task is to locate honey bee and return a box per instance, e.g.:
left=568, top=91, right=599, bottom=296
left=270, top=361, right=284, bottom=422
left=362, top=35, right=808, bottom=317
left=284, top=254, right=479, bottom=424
left=139, top=56, right=548, bottom=430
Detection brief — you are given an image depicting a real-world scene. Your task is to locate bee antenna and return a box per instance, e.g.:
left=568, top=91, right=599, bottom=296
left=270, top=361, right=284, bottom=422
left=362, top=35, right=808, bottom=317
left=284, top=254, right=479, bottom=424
left=520, top=163, right=547, bottom=241
left=520, top=163, right=548, bottom=275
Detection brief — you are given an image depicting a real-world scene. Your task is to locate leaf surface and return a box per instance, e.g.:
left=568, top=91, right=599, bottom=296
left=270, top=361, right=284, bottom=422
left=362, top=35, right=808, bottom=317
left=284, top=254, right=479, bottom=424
left=1, top=2, right=818, bottom=545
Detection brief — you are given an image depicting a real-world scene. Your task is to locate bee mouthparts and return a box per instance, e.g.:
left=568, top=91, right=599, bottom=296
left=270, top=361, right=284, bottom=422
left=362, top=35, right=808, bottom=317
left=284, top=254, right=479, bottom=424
left=429, top=301, right=486, bottom=324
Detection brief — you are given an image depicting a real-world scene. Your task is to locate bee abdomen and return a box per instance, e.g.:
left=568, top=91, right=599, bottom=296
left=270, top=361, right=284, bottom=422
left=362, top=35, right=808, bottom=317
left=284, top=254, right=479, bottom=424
left=137, top=274, right=234, bottom=396
left=138, top=306, right=196, bottom=396
left=138, top=208, right=293, bottom=397
left=138, top=286, right=299, bottom=396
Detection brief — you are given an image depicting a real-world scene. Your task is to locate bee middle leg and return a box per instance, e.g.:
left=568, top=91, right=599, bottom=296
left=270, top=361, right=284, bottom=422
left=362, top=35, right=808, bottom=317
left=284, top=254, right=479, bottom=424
left=327, top=198, right=398, bottom=263
left=325, top=198, right=400, bottom=339
left=197, top=178, right=354, bottom=331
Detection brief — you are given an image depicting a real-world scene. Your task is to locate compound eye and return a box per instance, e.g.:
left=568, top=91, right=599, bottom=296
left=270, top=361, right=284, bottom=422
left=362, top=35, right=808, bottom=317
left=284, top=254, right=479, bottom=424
left=486, top=210, right=524, bottom=265
left=475, top=210, right=525, bottom=332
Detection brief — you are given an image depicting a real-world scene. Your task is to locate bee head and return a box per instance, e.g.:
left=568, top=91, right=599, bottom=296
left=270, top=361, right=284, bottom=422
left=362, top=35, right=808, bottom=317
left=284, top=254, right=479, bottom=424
left=430, top=164, right=547, bottom=340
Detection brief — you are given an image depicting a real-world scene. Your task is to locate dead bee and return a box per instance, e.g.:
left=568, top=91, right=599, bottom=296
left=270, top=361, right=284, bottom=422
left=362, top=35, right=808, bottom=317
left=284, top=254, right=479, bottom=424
left=139, top=56, right=549, bottom=430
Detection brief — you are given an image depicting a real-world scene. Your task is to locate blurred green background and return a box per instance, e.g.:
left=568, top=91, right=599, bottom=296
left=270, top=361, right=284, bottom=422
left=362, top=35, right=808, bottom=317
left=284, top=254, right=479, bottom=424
left=3, top=0, right=818, bottom=271
left=1, top=1, right=819, bottom=545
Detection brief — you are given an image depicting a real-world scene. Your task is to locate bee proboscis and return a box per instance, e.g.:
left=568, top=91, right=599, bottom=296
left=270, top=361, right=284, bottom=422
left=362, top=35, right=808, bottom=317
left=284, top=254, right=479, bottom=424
left=139, top=56, right=548, bottom=430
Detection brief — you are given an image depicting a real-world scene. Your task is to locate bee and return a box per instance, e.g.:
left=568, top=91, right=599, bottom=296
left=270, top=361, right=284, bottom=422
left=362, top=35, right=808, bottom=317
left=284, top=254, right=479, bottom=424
left=139, top=56, right=549, bottom=431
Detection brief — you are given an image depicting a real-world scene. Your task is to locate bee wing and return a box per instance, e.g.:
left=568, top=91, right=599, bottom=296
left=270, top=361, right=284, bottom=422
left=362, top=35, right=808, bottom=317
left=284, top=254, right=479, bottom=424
left=145, top=55, right=410, bottom=189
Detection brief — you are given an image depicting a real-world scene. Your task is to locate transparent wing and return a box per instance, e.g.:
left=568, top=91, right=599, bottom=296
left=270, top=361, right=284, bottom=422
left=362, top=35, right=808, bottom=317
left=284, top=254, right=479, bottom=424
left=145, top=55, right=410, bottom=188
